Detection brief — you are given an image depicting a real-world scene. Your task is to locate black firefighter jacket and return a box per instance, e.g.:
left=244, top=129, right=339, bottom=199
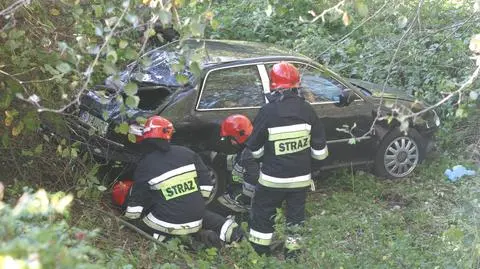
left=124, top=139, right=213, bottom=235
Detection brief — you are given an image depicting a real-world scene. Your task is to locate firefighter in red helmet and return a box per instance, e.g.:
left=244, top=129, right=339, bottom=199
left=246, top=62, right=328, bottom=259
left=217, top=114, right=259, bottom=213
left=115, top=116, right=243, bottom=246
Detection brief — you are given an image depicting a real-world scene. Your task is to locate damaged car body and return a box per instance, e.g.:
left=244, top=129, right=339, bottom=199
left=63, top=39, right=440, bottom=197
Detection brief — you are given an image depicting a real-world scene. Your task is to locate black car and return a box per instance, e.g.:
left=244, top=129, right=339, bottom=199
left=66, top=39, right=439, bottom=196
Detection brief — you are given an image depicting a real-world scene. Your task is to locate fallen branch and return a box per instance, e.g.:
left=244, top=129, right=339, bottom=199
left=407, top=58, right=480, bottom=119
left=76, top=199, right=195, bottom=263
left=0, top=0, right=31, bottom=17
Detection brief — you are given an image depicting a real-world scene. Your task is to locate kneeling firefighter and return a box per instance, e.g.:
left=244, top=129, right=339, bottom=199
left=217, top=114, right=260, bottom=213
left=112, top=116, right=243, bottom=245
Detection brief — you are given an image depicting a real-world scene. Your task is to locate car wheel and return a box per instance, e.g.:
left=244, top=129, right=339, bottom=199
left=374, top=128, right=425, bottom=178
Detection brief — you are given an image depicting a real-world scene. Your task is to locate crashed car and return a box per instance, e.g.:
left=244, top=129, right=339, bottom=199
left=65, top=39, right=440, bottom=198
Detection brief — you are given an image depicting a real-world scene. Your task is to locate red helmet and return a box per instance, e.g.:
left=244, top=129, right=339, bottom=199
left=112, top=179, right=134, bottom=206
left=142, top=116, right=174, bottom=140
left=269, top=62, right=300, bottom=91
left=220, top=114, right=253, bottom=144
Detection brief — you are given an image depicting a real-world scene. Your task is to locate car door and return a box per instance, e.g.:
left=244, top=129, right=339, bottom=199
left=189, top=64, right=266, bottom=152
left=264, top=62, right=375, bottom=168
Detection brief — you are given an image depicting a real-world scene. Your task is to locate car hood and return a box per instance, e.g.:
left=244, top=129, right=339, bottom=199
left=347, top=79, right=415, bottom=102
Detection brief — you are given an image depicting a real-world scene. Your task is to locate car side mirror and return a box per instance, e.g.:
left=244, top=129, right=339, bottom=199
left=335, top=90, right=352, bottom=107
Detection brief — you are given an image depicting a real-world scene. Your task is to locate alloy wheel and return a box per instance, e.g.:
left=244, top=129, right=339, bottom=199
left=383, top=136, right=419, bottom=177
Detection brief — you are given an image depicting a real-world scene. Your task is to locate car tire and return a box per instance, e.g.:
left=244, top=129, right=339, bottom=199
left=374, top=128, right=426, bottom=179
left=198, top=152, right=227, bottom=206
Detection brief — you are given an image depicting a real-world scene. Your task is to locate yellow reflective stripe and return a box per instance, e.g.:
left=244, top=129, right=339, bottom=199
left=311, top=146, right=329, bottom=160
left=259, top=178, right=312, bottom=188
left=148, top=164, right=196, bottom=186
left=200, top=190, right=211, bottom=198
left=200, top=185, right=213, bottom=198
left=268, top=130, right=310, bottom=141
left=157, top=171, right=198, bottom=200
left=124, top=212, right=141, bottom=219
left=143, top=213, right=202, bottom=235
left=251, top=146, right=264, bottom=159
left=274, top=136, right=310, bottom=155
left=220, top=218, right=238, bottom=242
left=249, top=229, right=273, bottom=246
left=258, top=172, right=312, bottom=188
left=124, top=206, right=143, bottom=219
left=268, top=124, right=311, bottom=135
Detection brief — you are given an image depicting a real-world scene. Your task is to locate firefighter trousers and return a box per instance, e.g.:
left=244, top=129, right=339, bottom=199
left=248, top=186, right=307, bottom=255
left=133, top=210, right=241, bottom=244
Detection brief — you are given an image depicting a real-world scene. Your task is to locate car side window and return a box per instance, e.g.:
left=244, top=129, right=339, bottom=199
left=198, top=65, right=265, bottom=109
left=297, top=64, right=348, bottom=103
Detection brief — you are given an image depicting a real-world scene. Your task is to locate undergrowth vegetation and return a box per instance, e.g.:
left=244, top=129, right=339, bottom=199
left=1, top=0, right=480, bottom=268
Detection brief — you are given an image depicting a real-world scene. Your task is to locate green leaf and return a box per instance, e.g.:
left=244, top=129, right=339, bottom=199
left=8, top=29, right=25, bottom=40
left=23, top=111, right=38, bottom=132
left=190, top=21, right=205, bottom=37
left=0, top=90, right=12, bottom=109
left=171, top=63, right=184, bottom=73
left=175, top=74, right=189, bottom=85
left=387, top=116, right=394, bottom=125
left=124, top=82, right=138, bottom=96
left=265, top=4, right=273, bottom=17
left=124, top=48, right=138, bottom=60
left=128, top=133, right=137, bottom=143
left=125, top=14, right=139, bottom=26
left=94, top=5, right=103, bottom=17
left=144, top=28, right=156, bottom=39
left=455, top=108, right=467, bottom=118
left=62, top=148, right=70, bottom=158
left=355, top=1, right=369, bottom=17
left=21, top=150, right=34, bottom=157
left=119, top=40, right=128, bottom=49
left=116, top=122, right=130, bottom=135
left=210, top=19, right=220, bottom=30
left=159, top=10, right=172, bottom=25
left=136, top=117, right=147, bottom=125
left=190, top=61, right=201, bottom=77
left=71, top=148, right=78, bottom=158
left=95, top=25, right=103, bottom=37
left=34, top=144, right=43, bottom=154
left=56, top=62, right=72, bottom=74
left=97, top=185, right=107, bottom=192
left=397, top=16, right=408, bottom=29
left=469, top=91, right=478, bottom=100
left=102, top=111, right=109, bottom=121
left=348, top=138, right=357, bottom=145
left=125, top=96, right=140, bottom=108
left=103, top=62, right=117, bottom=75
left=44, top=64, right=61, bottom=76
left=12, top=121, right=24, bottom=136
left=107, top=50, right=118, bottom=64
left=2, top=133, right=9, bottom=147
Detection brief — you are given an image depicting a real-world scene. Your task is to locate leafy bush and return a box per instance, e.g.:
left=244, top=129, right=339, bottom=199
left=0, top=188, right=132, bottom=269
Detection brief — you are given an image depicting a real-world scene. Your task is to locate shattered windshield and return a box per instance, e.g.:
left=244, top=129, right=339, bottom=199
left=125, top=41, right=196, bottom=86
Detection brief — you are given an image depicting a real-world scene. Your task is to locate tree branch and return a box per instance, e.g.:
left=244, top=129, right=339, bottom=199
left=310, top=0, right=345, bottom=23
left=318, top=0, right=388, bottom=57
left=27, top=4, right=131, bottom=114
left=407, top=58, right=480, bottom=119
left=0, top=0, right=30, bottom=17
